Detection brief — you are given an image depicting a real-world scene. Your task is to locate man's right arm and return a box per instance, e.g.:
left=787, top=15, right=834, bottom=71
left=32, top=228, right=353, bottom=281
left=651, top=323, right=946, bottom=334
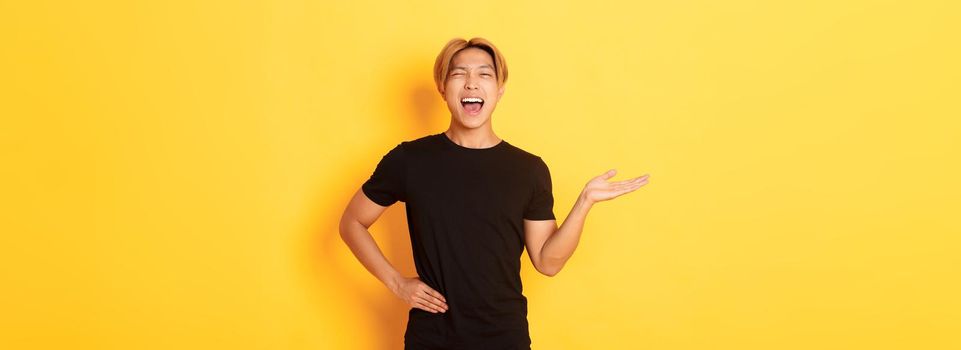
left=338, top=188, right=449, bottom=313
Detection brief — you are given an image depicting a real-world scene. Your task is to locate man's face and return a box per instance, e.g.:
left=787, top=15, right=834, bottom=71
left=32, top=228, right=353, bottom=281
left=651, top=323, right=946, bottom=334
left=442, top=47, right=505, bottom=130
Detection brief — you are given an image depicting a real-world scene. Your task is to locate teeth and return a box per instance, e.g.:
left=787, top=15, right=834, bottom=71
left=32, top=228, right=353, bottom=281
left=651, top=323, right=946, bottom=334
left=461, top=97, right=484, bottom=103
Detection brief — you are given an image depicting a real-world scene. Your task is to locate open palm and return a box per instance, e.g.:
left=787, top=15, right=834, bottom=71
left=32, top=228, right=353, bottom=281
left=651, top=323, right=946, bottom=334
left=583, top=169, right=649, bottom=204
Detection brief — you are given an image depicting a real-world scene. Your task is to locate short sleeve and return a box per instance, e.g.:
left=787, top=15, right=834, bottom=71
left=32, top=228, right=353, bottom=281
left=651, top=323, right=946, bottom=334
left=361, top=143, right=407, bottom=206
left=524, top=157, right=556, bottom=220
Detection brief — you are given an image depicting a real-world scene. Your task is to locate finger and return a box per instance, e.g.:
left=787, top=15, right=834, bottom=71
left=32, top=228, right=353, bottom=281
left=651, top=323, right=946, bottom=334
left=610, top=177, right=640, bottom=186
left=425, top=288, right=447, bottom=303
left=626, top=179, right=648, bottom=188
left=622, top=177, right=649, bottom=188
left=420, top=291, right=448, bottom=311
left=413, top=297, right=441, bottom=313
left=627, top=174, right=650, bottom=184
left=611, top=184, right=642, bottom=197
left=611, top=174, right=649, bottom=186
left=612, top=182, right=642, bottom=191
left=623, top=181, right=646, bottom=192
left=621, top=182, right=646, bottom=194
left=414, top=293, right=446, bottom=312
left=414, top=300, right=439, bottom=313
left=424, top=290, right=448, bottom=309
left=597, top=169, right=616, bottom=180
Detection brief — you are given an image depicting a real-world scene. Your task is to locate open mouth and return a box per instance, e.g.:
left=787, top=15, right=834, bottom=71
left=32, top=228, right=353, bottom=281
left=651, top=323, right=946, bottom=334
left=460, top=97, right=484, bottom=115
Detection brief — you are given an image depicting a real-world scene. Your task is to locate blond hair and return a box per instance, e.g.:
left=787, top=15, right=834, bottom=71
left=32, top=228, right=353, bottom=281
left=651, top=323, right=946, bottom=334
left=433, top=37, right=508, bottom=95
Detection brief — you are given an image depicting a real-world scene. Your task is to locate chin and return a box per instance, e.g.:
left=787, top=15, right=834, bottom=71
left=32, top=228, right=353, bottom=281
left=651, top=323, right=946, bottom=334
left=456, top=115, right=490, bottom=129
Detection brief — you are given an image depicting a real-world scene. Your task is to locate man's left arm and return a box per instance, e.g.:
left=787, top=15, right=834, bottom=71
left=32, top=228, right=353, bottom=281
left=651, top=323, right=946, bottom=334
left=525, top=169, right=649, bottom=276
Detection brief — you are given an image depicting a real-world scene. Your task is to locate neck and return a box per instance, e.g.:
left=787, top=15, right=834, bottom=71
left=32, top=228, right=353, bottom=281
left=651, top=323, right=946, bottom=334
left=444, top=125, right=501, bottom=149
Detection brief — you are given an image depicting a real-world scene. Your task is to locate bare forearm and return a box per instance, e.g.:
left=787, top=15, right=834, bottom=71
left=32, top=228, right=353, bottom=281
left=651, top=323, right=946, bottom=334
left=339, top=221, right=403, bottom=291
left=540, top=191, right=593, bottom=274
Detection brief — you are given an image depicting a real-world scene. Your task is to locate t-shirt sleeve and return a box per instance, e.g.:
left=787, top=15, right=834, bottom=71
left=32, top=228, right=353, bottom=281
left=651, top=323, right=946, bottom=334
left=361, top=143, right=407, bottom=207
left=524, top=156, right=556, bottom=220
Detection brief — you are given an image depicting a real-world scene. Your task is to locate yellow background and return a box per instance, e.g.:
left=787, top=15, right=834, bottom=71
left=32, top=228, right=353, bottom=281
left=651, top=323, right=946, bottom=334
left=2, top=1, right=959, bottom=349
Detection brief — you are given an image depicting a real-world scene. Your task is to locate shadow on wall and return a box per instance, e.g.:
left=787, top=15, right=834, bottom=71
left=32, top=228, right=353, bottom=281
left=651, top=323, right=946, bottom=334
left=309, top=58, right=446, bottom=350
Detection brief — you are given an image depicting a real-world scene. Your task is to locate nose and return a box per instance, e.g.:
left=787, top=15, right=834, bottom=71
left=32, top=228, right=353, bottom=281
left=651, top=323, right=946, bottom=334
left=465, top=75, right=478, bottom=90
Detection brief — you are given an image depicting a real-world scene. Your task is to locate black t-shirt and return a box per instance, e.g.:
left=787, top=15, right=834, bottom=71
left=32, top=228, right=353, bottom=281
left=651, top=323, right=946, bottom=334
left=362, top=132, right=555, bottom=349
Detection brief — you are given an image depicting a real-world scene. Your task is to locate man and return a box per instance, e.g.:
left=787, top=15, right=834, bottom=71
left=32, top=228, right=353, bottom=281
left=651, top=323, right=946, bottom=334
left=339, top=37, right=649, bottom=349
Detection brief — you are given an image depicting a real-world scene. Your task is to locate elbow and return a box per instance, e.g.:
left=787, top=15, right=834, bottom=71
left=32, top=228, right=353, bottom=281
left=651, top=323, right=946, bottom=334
left=338, top=215, right=348, bottom=236
left=541, top=266, right=562, bottom=277
left=538, top=261, right=562, bottom=277
left=338, top=214, right=355, bottom=240
left=339, top=213, right=374, bottom=243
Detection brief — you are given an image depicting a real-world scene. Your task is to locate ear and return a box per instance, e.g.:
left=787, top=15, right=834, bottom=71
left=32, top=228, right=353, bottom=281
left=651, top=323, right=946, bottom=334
left=439, top=87, right=447, bottom=102
left=497, top=84, right=505, bottom=100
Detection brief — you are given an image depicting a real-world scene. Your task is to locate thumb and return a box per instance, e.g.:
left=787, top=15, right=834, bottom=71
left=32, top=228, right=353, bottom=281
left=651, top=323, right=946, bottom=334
left=600, top=169, right=616, bottom=180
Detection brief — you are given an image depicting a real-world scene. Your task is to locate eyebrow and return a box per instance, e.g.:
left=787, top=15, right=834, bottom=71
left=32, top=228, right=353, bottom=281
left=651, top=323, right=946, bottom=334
left=451, top=64, right=495, bottom=71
